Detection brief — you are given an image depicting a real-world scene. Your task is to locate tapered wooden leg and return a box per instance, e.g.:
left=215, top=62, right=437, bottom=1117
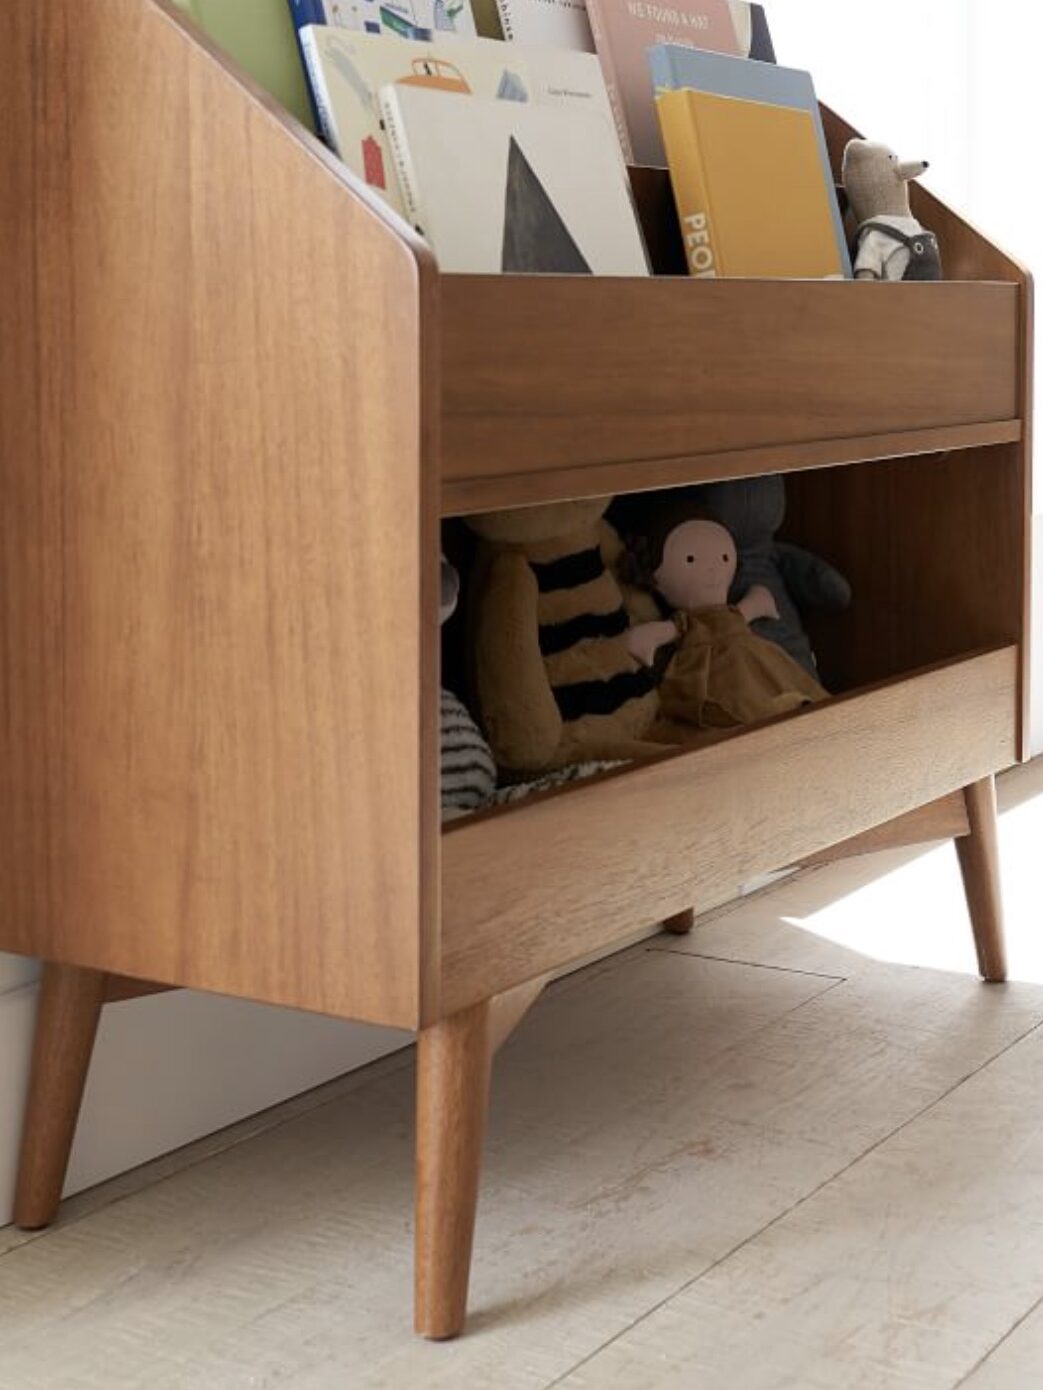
left=14, top=963, right=107, bottom=1229
left=956, top=776, right=1007, bottom=984
left=663, top=908, right=695, bottom=935
left=415, top=999, right=493, bottom=1340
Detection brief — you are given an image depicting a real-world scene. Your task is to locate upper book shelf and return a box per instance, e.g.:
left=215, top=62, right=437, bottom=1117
left=12, top=0, right=1033, bottom=521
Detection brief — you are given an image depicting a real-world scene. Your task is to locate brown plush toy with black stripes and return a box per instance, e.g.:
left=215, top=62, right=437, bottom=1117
left=466, top=500, right=666, bottom=777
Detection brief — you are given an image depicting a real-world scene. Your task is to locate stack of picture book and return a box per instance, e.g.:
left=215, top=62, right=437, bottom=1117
left=173, top=0, right=851, bottom=281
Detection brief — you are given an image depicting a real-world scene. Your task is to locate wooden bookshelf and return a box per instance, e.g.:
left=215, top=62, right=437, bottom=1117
left=0, top=0, right=1033, bottom=1341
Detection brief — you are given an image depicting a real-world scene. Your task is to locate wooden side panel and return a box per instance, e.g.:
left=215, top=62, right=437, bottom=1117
left=441, top=648, right=1018, bottom=1012
left=440, top=277, right=1019, bottom=492
left=1019, top=274, right=1035, bottom=757
left=822, top=104, right=1034, bottom=755
left=0, top=0, right=440, bottom=1027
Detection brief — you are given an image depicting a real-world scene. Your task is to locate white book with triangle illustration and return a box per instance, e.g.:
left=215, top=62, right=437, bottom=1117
left=378, top=85, right=649, bottom=274
left=300, top=27, right=618, bottom=219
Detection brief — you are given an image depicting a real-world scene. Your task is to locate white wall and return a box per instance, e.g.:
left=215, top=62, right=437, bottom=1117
left=772, top=0, right=1041, bottom=747
left=0, top=959, right=406, bottom=1226
left=770, top=1, right=974, bottom=208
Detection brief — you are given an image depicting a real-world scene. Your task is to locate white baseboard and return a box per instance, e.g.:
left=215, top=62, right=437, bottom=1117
left=0, top=954, right=39, bottom=997
left=0, top=973, right=407, bottom=1228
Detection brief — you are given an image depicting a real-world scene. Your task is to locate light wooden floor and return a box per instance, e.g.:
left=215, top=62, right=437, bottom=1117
left=5, top=764, right=1043, bottom=1389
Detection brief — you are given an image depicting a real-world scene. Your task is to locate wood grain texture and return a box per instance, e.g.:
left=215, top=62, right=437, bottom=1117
left=441, top=421, right=1023, bottom=517
left=103, top=978, right=177, bottom=1005
left=796, top=793, right=969, bottom=871
left=440, top=277, right=1019, bottom=491
left=415, top=1000, right=493, bottom=1339
left=14, top=965, right=108, bottom=1230
left=822, top=104, right=1035, bottom=757
left=0, top=0, right=440, bottom=1028
left=488, top=977, right=549, bottom=1054
left=441, top=648, right=1018, bottom=1013
left=1017, top=277, right=1035, bottom=758
left=786, top=447, right=1025, bottom=694
left=956, top=777, right=1007, bottom=983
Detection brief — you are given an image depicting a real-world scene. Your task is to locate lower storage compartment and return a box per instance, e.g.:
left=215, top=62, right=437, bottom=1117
left=440, top=645, right=1018, bottom=1013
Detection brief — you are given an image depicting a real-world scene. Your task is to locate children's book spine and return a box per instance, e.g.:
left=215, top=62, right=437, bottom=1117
left=287, top=0, right=330, bottom=32
left=298, top=28, right=340, bottom=152
left=647, top=44, right=675, bottom=95
left=584, top=1, right=633, bottom=164
left=494, top=0, right=516, bottom=41
left=377, top=86, right=427, bottom=238
left=286, top=1, right=329, bottom=127
left=656, top=91, right=720, bottom=279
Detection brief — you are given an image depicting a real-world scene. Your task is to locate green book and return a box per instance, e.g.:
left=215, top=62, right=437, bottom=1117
left=171, top=0, right=317, bottom=131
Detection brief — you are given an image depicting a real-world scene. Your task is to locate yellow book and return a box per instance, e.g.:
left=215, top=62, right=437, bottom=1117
left=656, top=89, right=845, bottom=280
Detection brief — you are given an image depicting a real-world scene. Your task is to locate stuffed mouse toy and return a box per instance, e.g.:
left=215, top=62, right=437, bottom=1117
left=842, top=138, right=942, bottom=282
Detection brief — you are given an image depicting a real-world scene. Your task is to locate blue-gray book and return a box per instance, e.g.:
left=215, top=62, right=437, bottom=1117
left=649, top=44, right=852, bottom=278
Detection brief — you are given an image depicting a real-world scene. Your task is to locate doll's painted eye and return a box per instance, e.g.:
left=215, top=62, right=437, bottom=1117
left=722, top=554, right=729, bottom=562
left=687, top=555, right=695, bottom=564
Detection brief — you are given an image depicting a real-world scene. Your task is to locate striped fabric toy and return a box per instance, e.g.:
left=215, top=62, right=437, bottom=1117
left=441, top=555, right=497, bottom=817
left=466, top=500, right=662, bottom=776
left=441, top=688, right=497, bottom=817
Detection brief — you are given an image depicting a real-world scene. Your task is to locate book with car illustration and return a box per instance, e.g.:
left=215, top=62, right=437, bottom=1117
left=300, top=26, right=618, bottom=218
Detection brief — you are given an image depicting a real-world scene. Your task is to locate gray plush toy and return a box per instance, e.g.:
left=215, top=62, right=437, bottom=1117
left=842, top=138, right=942, bottom=282
left=610, top=476, right=851, bottom=680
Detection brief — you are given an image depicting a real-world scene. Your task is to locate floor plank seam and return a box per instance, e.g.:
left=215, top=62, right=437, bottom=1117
left=712, top=972, right=845, bottom=1042
left=953, top=1285, right=1043, bottom=1388
left=649, top=946, right=847, bottom=983
left=543, top=1010, right=1043, bottom=1390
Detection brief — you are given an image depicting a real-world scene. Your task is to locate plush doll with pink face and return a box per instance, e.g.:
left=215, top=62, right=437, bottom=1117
left=625, top=516, right=828, bottom=734
left=626, top=518, right=777, bottom=665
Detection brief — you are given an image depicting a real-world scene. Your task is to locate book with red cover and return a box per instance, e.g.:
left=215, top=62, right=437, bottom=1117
left=586, top=0, right=775, bottom=164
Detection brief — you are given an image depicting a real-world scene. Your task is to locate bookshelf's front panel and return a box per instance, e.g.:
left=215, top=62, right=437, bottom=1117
left=440, top=277, right=1020, bottom=513
left=441, top=645, right=1018, bottom=1012
left=0, top=0, right=441, bottom=1029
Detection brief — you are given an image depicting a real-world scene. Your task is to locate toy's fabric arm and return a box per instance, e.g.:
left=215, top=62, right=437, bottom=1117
left=737, top=584, right=779, bottom=625
left=775, top=542, right=853, bottom=613
left=626, top=619, right=679, bottom=668
left=473, top=550, right=563, bottom=771
left=853, top=226, right=888, bottom=280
